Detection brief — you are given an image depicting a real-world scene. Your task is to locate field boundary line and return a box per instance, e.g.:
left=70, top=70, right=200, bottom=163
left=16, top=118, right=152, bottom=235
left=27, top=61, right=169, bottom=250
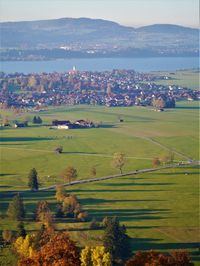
left=142, top=137, right=192, bottom=161
left=0, top=146, right=152, bottom=160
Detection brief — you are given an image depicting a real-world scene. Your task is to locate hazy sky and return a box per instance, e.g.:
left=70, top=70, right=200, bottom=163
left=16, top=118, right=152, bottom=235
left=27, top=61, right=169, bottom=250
left=0, top=0, right=199, bottom=27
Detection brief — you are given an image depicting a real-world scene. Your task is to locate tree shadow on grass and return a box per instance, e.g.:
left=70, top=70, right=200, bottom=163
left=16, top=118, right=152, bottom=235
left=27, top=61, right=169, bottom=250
left=0, top=173, right=17, bottom=177
left=0, top=137, right=53, bottom=142
left=176, top=106, right=199, bottom=110
left=85, top=208, right=170, bottom=222
left=130, top=237, right=199, bottom=258
left=81, top=198, right=166, bottom=206
left=98, top=182, right=175, bottom=187
left=70, top=188, right=169, bottom=194
left=154, top=171, right=199, bottom=176
left=99, top=124, right=117, bottom=128
left=62, top=151, right=98, bottom=155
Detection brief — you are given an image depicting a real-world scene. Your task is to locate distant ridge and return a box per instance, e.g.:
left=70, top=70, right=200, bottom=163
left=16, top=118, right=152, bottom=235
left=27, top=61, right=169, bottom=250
left=0, top=17, right=198, bottom=60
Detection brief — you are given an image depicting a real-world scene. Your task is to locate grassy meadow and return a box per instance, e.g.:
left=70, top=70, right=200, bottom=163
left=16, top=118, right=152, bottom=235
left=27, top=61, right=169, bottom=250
left=150, top=69, right=199, bottom=89
left=0, top=100, right=199, bottom=264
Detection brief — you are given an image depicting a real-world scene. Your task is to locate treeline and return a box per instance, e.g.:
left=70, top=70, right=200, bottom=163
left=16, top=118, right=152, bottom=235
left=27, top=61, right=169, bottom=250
left=0, top=47, right=198, bottom=61
left=1, top=191, right=194, bottom=266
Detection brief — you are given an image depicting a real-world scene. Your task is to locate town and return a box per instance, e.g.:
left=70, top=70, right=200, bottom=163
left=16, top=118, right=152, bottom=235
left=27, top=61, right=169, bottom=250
left=0, top=69, right=199, bottom=111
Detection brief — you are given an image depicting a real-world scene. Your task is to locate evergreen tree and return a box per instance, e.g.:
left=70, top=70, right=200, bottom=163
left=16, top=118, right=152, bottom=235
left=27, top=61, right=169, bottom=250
left=32, top=116, right=42, bottom=124
left=28, top=168, right=39, bottom=191
left=32, top=116, right=37, bottom=124
left=7, top=193, right=25, bottom=221
left=17, top=222, right=26, bottom=238
left=103, top=217, right=131, bottom=263
left=37, top=116, right=42, bottom=124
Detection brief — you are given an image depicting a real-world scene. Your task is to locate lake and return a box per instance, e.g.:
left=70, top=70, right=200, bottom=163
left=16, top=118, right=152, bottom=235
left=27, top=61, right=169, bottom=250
left=0, top=57, right=198, bottom=73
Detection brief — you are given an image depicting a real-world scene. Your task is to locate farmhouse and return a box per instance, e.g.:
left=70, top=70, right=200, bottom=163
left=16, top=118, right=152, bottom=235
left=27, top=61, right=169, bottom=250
left=75, top=119, right=94, bottom=128
left=52, top=120, right=71, bottom=126
left=14, top=122, right=28, bottom=128
left=51, top=119, right=95, bottom=129
left=57, top=125, right=70, bottom=130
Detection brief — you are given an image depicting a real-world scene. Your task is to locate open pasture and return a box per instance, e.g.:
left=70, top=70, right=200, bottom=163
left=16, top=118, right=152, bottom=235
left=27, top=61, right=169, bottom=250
left=150, top=69, right=199, bottom=89
left=0, top=101, right=199, bottom=264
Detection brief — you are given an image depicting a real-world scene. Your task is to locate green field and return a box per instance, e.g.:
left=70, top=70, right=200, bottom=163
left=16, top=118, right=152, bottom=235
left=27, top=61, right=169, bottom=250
left=150, top=69, right=199, bottom=89
left=0, top=101, right=199, bottom=264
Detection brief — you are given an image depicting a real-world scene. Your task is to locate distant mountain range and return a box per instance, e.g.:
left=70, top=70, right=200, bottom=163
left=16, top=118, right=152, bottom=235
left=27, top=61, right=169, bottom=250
left=0, top=17, right=199, bottom=60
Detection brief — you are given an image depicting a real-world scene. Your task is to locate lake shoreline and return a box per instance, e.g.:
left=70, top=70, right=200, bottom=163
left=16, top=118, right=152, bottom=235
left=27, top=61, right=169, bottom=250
left=0, top=57, right=198, bottom=73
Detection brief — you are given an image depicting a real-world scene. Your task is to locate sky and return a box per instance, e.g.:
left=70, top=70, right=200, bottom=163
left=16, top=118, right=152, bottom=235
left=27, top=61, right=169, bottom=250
left=0, top=0, right=199, bottom=27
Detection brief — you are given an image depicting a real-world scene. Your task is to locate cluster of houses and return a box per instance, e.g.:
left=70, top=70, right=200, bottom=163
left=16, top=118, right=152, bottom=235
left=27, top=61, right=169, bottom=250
left=50, top=119, right=96, bottom=130
left=1, top=119, right=96, bottom=130
left=0, top=70, right=199, bottom=110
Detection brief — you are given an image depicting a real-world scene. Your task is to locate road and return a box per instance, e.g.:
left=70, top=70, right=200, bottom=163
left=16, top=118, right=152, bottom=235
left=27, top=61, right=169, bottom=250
left=6, top=161, right=197, bottom=194
left=39, top=161, right=195, bottom=191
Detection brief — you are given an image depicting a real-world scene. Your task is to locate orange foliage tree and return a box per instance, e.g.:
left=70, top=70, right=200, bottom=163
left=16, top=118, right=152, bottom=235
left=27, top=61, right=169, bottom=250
left=18, top=232, right=81, bottom=266
left=125, top=250, right=194, bottom=266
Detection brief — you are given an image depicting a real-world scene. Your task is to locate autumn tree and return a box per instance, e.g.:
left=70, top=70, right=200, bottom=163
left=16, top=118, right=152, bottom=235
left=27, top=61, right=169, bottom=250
left=28, top=168, right=39, bottom=191
left=18, top=232, right=81, bottom=266
left=160, top=151, right=175, bottom=165
left=28, top=76, right=37, bottom=88
left=152, top=157, right=161, bottom=168
left=81, top=246, right=112, bottom=266
left=92, top=246, right=112, bottom=266
left=152, top=98, right=165, bottom=110
left=7, top=193, right=25, bottom=221
left=55, top=185, right=67, bottom=202
left=35, top=201, right=53, bottom=226
left=2, top=116, right=9, bottom=126
left=89, top=218, right=100, bottom=229
left=112, top=152, right=126, bottom=174
left=14, top=234, right=34, bottom=258
left=81, top=246, right=92, bottom=266
left=32, top=224, right=46, bottom=250
left=2, top=230, right=12, bottom=244
left=62, top=194, right=81, bottom=218
left=125, top=250, right=194, bottom=266
left=103, top=217, right=131, bottom=263
left=17, top=222, right=27, bottom=238
left=77, top=211, right=89, bottom=222
left=90, top=167, right=97, bottom=177
left=62, top=166, right=77, bottom=183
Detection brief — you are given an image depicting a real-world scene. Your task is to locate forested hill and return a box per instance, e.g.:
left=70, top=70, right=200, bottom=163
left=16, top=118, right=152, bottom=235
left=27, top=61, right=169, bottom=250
left=0, top=17, right=199, bottom=59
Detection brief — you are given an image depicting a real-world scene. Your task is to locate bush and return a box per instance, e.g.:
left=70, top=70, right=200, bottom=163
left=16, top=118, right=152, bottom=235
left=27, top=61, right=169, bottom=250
left=90, top=218, right=100, bottom=229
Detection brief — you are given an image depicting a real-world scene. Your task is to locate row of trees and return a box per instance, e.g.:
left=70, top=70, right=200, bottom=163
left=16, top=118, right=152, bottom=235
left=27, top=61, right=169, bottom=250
left=152, top=151, right=175, bottom=168
left=27, top=149, right=175, bottom=192
left=26, top=152, right=126, bottom=192
left=4, top=182, right=194, bottom=265
left=2, top=223, right=194, bottom=266
left=1, top=115, right=43, bottom=126
left=152, top=97, right=176, bottom=110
